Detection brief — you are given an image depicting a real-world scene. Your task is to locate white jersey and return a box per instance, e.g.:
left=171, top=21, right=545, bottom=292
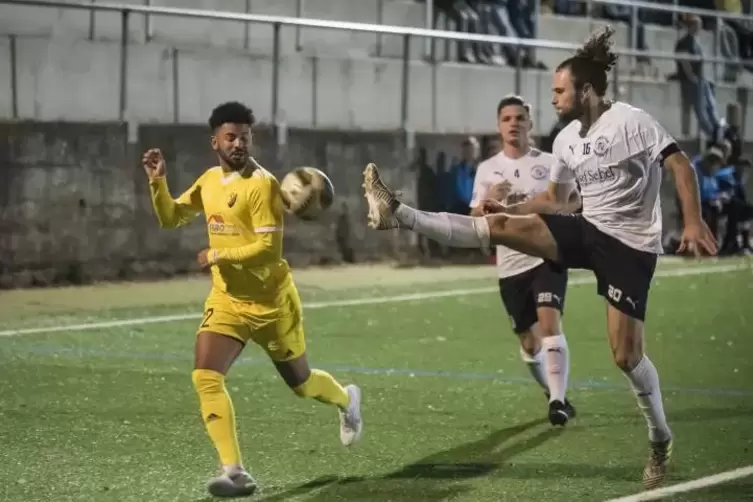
left=470, top=148, right=557, bottom=278
left=551, top=101, right=675, bottom=254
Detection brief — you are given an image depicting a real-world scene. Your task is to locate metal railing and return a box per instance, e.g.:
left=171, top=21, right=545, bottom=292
left=565, top=0, right=753, bottom=78
left=3, top=0, right=752, bottom=129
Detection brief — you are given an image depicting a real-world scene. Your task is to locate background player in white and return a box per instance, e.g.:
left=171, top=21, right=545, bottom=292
left=471, top=94, right=580, bottom=425
left=361, top=26, right=717, bottom=490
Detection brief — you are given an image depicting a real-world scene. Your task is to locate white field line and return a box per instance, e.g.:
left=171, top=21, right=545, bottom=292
left=605, top=464, right=753, bottom=501
left=0, top=263, right=747, bottom=338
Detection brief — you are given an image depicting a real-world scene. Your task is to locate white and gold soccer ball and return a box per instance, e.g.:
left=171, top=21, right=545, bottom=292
left=280, top=166, right=335, bottom=221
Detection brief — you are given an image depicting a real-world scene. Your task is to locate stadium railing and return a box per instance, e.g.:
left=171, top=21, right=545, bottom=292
left=3, top=0, right=753, bottom=129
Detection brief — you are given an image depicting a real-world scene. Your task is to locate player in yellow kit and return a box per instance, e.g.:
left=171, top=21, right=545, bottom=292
left=142, top=101, right=363, bottom=498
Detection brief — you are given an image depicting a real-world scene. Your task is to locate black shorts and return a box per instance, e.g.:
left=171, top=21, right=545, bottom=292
left=538, top=213, right=658, bottom=321
left=498, top=262, right=568, bottom=334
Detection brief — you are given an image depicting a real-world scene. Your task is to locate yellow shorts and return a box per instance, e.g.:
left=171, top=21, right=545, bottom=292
left=197, top=281, right=305, bottom=362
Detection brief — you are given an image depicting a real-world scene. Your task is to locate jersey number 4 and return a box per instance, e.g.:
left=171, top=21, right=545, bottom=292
left=514, top=169, right=520, bottom=178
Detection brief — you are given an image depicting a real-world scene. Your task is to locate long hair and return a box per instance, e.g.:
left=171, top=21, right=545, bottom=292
left=556, top=26, right=618, bottom=97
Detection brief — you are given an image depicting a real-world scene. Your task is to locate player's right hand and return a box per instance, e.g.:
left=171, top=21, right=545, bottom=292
left=678, top=220, right=718, bottom=257
left=142, top=148, right=166, bottom=180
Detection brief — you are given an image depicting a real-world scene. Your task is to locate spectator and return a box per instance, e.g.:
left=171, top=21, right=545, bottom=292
left=599, top=4, right=651, bottom=68
left=334, top=202, right=355, bottom=263
left=419, top=0, right=485, bottom=63
left=415, top=147, right=439, bottom=257
left=675, top=15, right=725, bottom=142
left=722, top=102, right=743, bottom=165
left=448, top=136, right=479, bottom=215
left=721, top=0, right=753, bottom=73
left=483, top=0, right=547, bottom=68
left=539, top=117, right=572, bottom=153
left=716, top=159, right=753, bottom=254
left=687, top=143, right=730, bottom=243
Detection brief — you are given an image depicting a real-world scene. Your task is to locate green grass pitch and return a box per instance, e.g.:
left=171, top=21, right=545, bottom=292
left=1, top=259, right=752, bottom=502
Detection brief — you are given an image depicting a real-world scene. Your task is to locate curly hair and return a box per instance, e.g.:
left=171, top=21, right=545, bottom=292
left=208, top=101, right=256, bottom=130
left=556, top=26, right=618, bottom=97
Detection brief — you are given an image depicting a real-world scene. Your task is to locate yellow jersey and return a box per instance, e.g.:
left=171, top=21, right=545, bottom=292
left=149, top=159, right=291, bottom=301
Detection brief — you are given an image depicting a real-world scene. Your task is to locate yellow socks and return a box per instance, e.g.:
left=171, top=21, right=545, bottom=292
left=293, top=369, right=350, bottom=408
left=192, top=369, right=242, bottom=467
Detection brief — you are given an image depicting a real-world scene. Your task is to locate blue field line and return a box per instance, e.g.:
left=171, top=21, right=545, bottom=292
left=5, top=344, right=753, bottom=398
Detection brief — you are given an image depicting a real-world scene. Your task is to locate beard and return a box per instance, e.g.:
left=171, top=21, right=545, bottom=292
left=220, top=149, right=248, bottom=171
left=557, top=103, right=583, bottom=123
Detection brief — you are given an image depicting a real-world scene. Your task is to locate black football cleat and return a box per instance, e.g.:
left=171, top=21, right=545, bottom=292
left=548, top=399, right=573, bottom=426
left=545, top=392, right=576, bottom=424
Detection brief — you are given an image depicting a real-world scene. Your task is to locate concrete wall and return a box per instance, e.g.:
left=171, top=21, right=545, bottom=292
left=1, top=0, right=751, bottom=136
left=1, top=121, right=750, bottom=288
left=1, top=34, right=751, bottom=137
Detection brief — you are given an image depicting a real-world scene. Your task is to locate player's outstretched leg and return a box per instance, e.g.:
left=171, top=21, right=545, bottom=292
left=362, top=163, right=559, bottom=262
left=275, top=355, right=363, bottom=447
left=193, top=332, right=257, bottom=498
left=607, top=306, right=672, bottom=489
left=363, top=163, right=491, bottom=248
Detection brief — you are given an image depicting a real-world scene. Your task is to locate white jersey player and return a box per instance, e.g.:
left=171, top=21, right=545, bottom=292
left=361, top=26, right=717, bottom=490
left=469, top=95, right=580, bottom=424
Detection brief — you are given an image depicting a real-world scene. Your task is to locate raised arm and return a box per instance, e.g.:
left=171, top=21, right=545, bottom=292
left=143, top=148, right=203, bottom=229
left=501, top=181, right=581, bottom=216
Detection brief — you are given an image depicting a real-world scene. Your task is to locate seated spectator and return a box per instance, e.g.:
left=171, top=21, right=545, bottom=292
left=688, top=144, right=728, bottom=240
left=599, top=4, right=650, bottom=66
left=717, top=158, right=753, bottom=254
left=475, top=0, right=544, bottom=68
left=553, top=0, right=586, bottom=16
left=419, top=0, right=485, bottom=64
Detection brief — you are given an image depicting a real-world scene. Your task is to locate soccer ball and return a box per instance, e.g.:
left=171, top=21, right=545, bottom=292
left=280, top=167, right=335, bottom=220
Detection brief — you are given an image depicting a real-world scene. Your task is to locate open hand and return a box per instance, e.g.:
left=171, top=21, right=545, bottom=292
left=142, top=148, right=166, bottom=180
left=678, top=221, right=718, bottom=257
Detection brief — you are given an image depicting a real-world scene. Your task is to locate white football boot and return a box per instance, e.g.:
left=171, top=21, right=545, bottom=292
left=338, top=384, right=363, bottom=446
left=206, top=466, right=257, bottom=498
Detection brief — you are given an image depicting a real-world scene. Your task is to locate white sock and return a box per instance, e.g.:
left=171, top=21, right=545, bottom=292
left=624, top=356, right=672, bottom=443
left=394, top=204, right=490, bottom=249
left=223, top=464, right=244, bottom=475
left=520, top=346, right=549, bottom=392
left=541, top=334, right=569, bottom=403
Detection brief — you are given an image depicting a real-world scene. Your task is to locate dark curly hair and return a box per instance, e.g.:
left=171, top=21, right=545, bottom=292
left=556, top=26, right=618, bottom=97
left=208, top=101, right=256, bottom=130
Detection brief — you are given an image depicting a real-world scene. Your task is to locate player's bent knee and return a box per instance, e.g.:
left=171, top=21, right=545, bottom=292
left=612, top=350, right=643, bottom=372
left=192, top=368, right=225, bottom=395
left=610, top=341, right=643, bottom=372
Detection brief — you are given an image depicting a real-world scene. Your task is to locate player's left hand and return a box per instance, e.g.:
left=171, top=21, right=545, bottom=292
left=197, top=249, right=212, bottom=269
left=678, top=221, right=718, bottom=257
left=480, top=199, right=506, bottom=215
